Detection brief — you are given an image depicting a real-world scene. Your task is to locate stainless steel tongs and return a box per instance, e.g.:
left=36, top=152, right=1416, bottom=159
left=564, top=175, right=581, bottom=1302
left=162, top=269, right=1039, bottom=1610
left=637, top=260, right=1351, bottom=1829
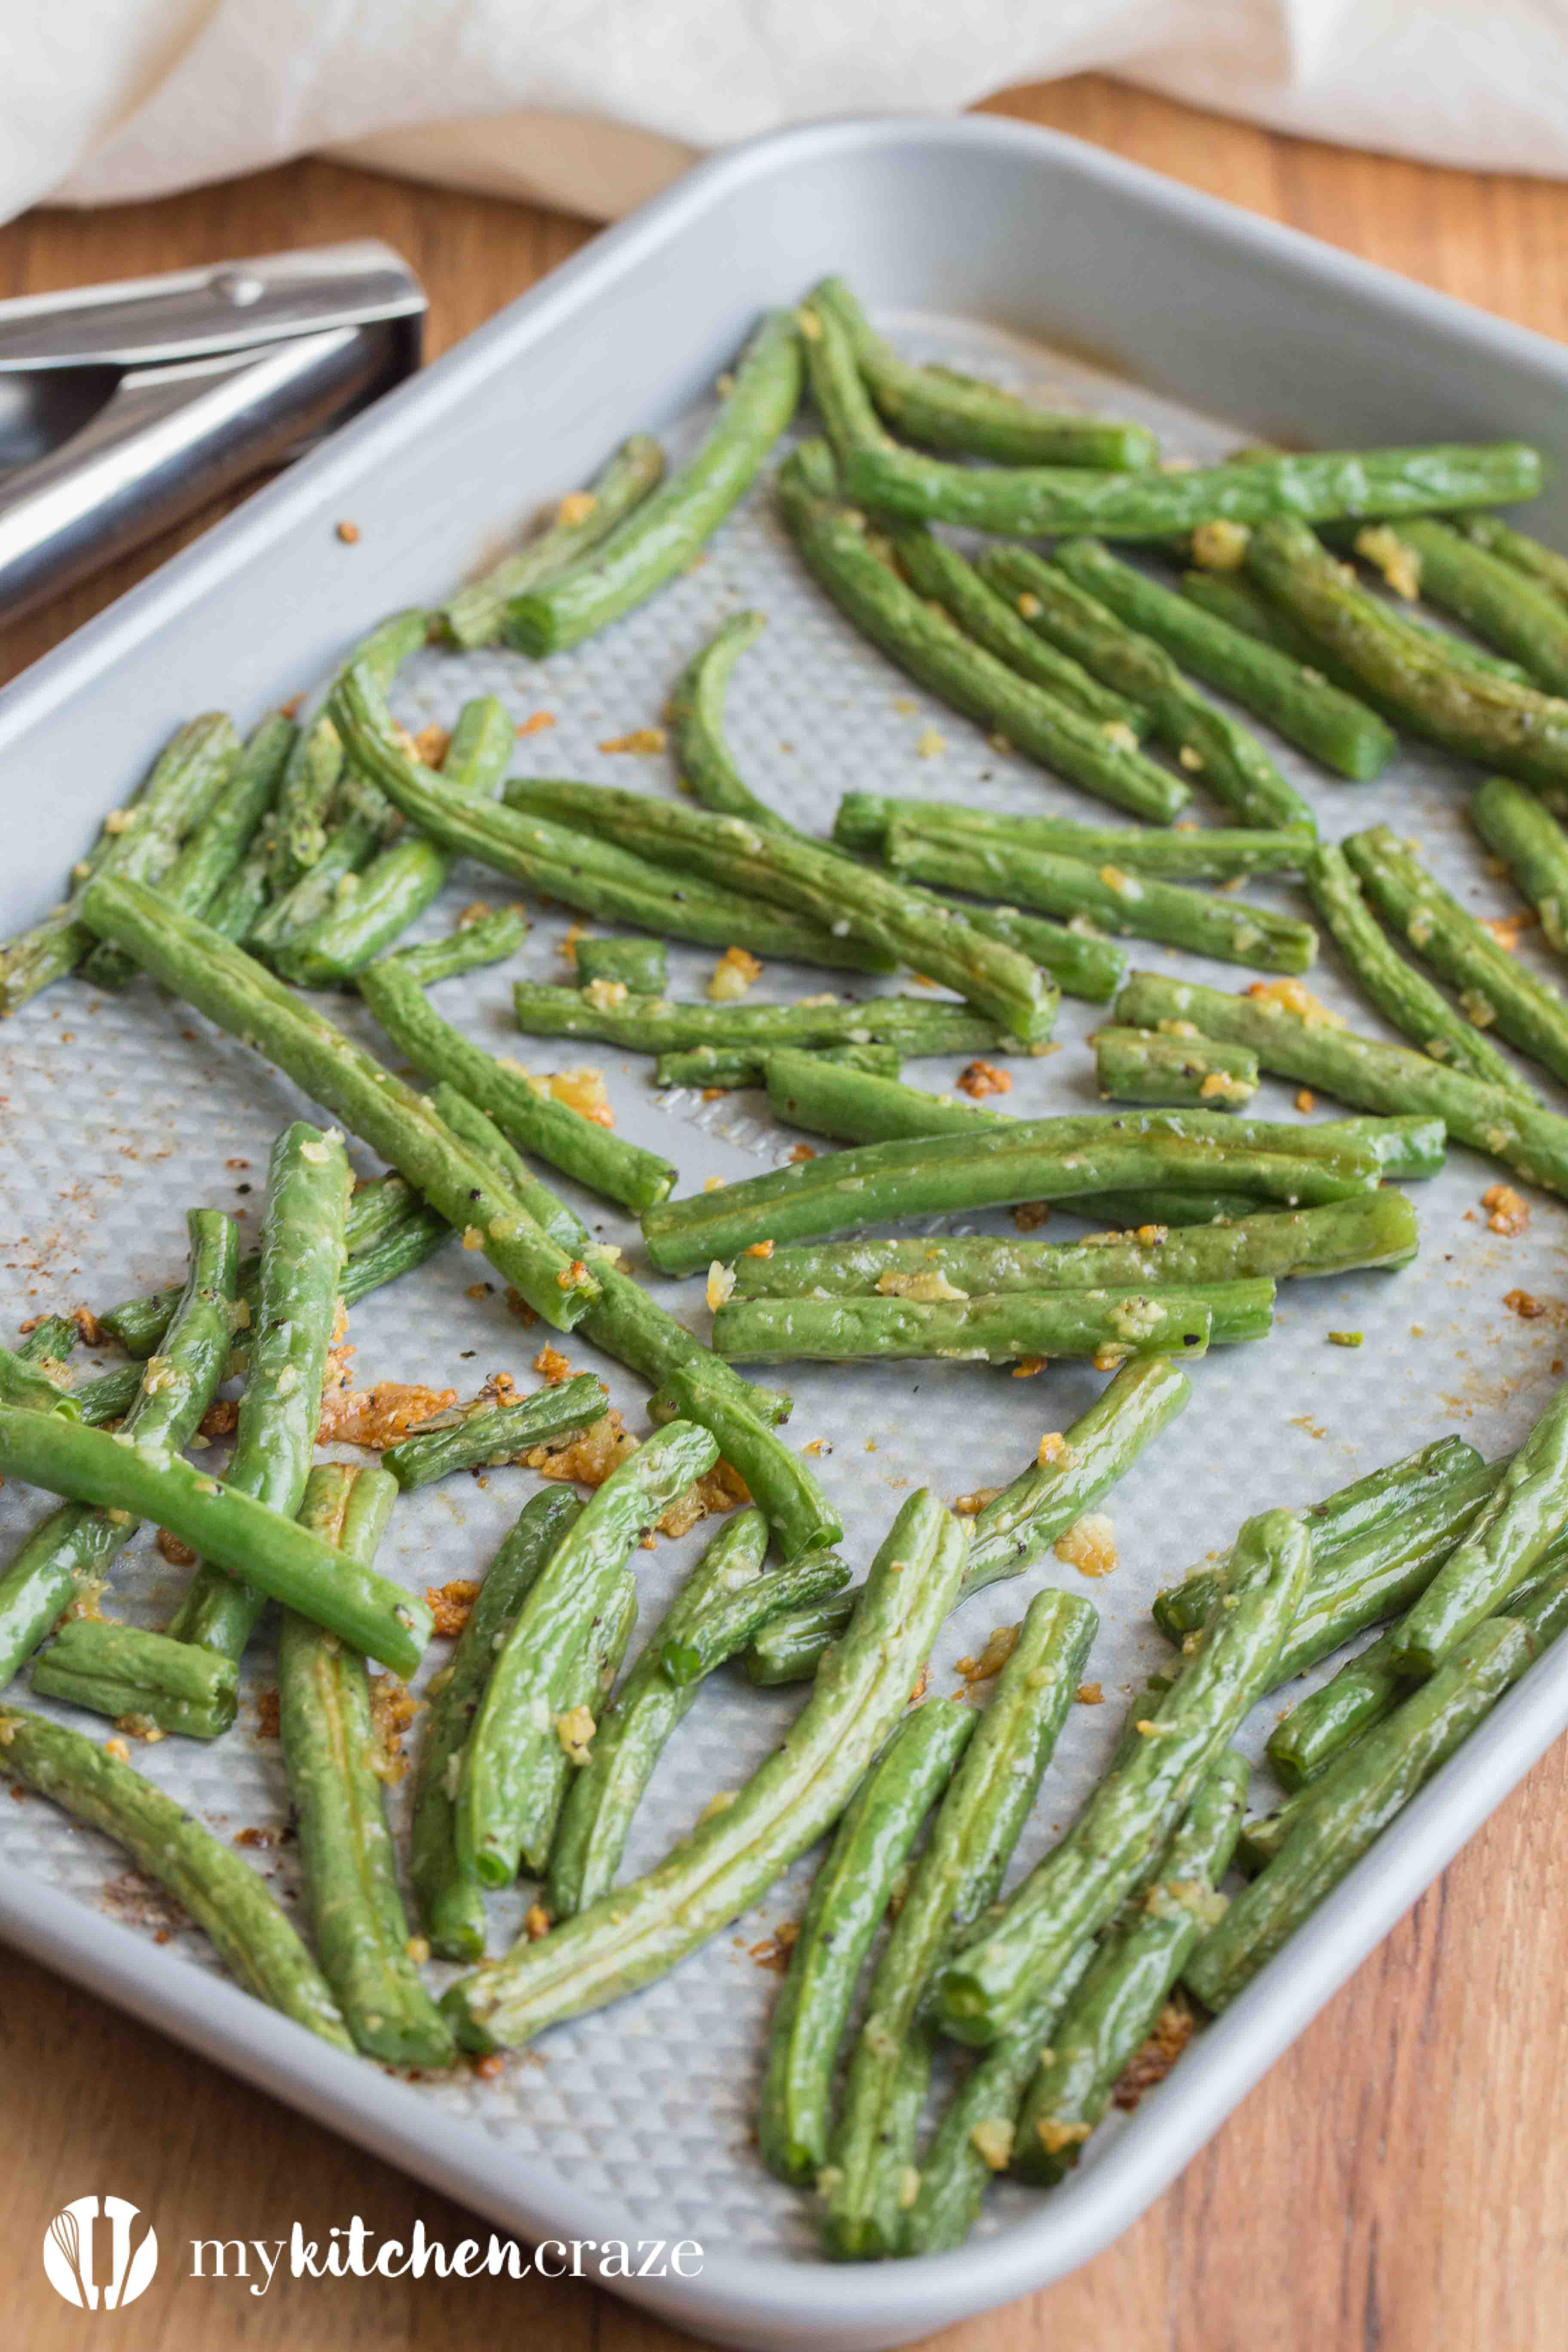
left=0, top=239, right=426, bottom=626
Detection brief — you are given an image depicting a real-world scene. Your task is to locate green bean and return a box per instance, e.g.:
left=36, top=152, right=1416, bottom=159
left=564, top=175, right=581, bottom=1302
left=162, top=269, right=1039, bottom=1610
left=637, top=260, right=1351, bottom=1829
left=70, top=1366, right=146, bottom=1426
left=575, top=935, right=669, bottom=994
left=169, top=1123, right=350, bottom=1658
left=14, top=1319, right=77, bottom=1369
left=1185, top=1614, right=1537, bottom=2012
left=655, top=1353, right=841, bottom=1559
left=412, top=1491, right=583, bottom=1961
left=442, top=436, right=667, bottom=648
left=821, top=1590, right=1099, bottom=2251
left=280, top=1464, right=453, bottom=2064
left=1306, top=841, right=1535, bottom=1097
left=1455, top=513, right=1568, bottom=610
left=1188, top=557, right=1533, bottom=692
left=203, top=841, right=274, bottom=945
left=833, top=793, right=1312, bottom=881
left=655, top=1041, right=903, bottom=1090
left=1351, top=518, right=1568, bottom=694
left=743, top=1357, right=1189, bottom=1685
left=252, top=772, right=398, bottom=953
left=459, top=1421, right=719, bottom=1884
left=159, top=714, right=297, bottom=922
left=775, top=442, right=1188, bottom=824
left=842, top=437, right=1541, bottom=538
left=1344, top=825, right=1568, bottom=1087
left=1390, top=1378, right=1568, bottom=1675
left=657, top=1546, right=849, bottom=1687
left=512, top=980, right=1002, bottom=1059
left=373, top=905, right=525, bottom=989
left=734, top=1195, right=1416, bottom=1303
left=807, top=279, right=1158, bottom=469
left=643, top=1112, right=1384, bottom=1276
left=711, top=1286, right=1266, bottom=1365
left=503, top=781, right=1057, bottom=1045
left=332, top=661, right=890, bottom=973
left=1471, top=777, right=1568, bottom=956
left=883, top=818, right=1318, bottom=973
left=1011, top=1751, right=1248, bottom=2183
left=1152, top=1436, right=1488, bottom=1642
left=80, top=876, right=601, bottom=1329
left=935, top=1507, right=1311, bottom=2044
left=936, top=900, right=1129, bottom=1003
left=0, top=1705, right=351, bottom=2044
left=894, top=525, right=1147, bottom=732
left=668, top=610, right=779, bottom=821
left=0, top=1406, right=428, bottom=1673
left=1, top=714, right=240, bottom=1011
left=1095, top=1025, right=1259, bottom=1107
left=1050, top=539, right=1395, bottom=780
left=760, top=1700, right=977, bottom=2188
left=380, top=1375, right=609, bottom=1490
left=762, top=1050, right=1005, bottom=1146
left=275, top=696, right=515, bottom=986
left=443, top=1490, right=970, bottom=2052
left=504, top=315, right=800, bottom=655
left=548, top=1510, right=772, bottom=1919
left=1113, top=967, right=1568, bottom=1201
left=0, top=1210, right=238, bottom=1691
left=1244, top=517, right=1568, bottom=791
left=980, top=545, right=1315, bottom=832
left=358, top=955, right=677, bottom=1216
left=31, top=1619, right=239, bottom=1741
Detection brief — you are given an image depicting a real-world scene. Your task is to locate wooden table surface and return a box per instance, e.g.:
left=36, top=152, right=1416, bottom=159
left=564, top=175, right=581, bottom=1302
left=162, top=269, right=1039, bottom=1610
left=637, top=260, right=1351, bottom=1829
left=5, top=72, right=1568, bottom=2352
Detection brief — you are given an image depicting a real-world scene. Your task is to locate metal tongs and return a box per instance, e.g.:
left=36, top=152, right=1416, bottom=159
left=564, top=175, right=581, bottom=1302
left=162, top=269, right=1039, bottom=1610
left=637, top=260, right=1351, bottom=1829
left=0, top=239, right=426, bottom=626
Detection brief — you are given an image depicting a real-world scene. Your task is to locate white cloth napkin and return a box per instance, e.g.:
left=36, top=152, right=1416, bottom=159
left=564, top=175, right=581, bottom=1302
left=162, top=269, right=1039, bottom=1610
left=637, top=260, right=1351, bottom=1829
left=6, top=0, right=1568, bottom=231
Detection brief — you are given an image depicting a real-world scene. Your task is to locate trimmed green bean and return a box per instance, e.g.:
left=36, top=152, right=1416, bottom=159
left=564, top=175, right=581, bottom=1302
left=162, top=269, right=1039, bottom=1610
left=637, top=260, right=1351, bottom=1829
left=1113, top=967, right=1568, bottom=1202
left=0, top=1705, right=351, bottom=2044
left=654, top=1353, right=841, bottom=1559
left=504, top=315, right=800, bottom=655
left=1471, top=776, right=1568, bottom=955
left=1455, top=513, right=1568, bottom=610
left=1011, top=1751, right=1248, bottom=2182
left=281, top=1464, right=453, bottom=2064
left=883, top=818, right=1318, bottom=973
left=643, top=1111, right=1384, bottom=1276
left=1306, top=840, right=1535, bottom=1097
left=270, top=609, right=428, bottom=892
left=443, top=1491, right=970, bottom=2052
left=79, top=876, right=601, bottom=1330
left=443, top=436, right=667, bottom=648
left=1053, top=538, right=1395, bottom=779
left=169, top=1123, right=350, bottom=1659
left=1185, top=1614, right=1535, bottom=2012
left=821, top=1589, right=1099, bottom=2251
left=843, top=438, right=1541, bottom=538
left=1351, top=518, right=1568, bottom=694
left=381, top=1375, right=609, bottom=1490
left=807, top=279, right=1158, bottom=470
left=512, top=980, right=1002, bottom=1059
left=386, top=906, right=529, bottom=988
left=31, top=1619, right=239, bottom=1741
left=763, top=1050, right=1005, bottom=1146
left=358, top=955, right=677, bottom=1216
left=159, top=714, right=297, bottom=922
left=775, top=441, right=1188, bottom=824
left=760, top=1700, right=976, bottom=2188
left=712, top=1286, right=1262, bottom=1365
left=1244, top=517, right=1568, bottom=791
left=0, top=1346, right=80, bottom=1419
left=576, top=934, right=669, bottom=994
left=669, top=610, right=778, bottom=822
left=80, top=717, right=244, bottom=989
left=460, top=1421, right=719, bottom=1883
left=834, top=792, right=1312, bottom=880
left=655, top=1041, right=903, bottom=1091
left=935, top=1507, right=1311, bottom=2045
left=1095, top=1025, right=1259, bottom=1107
left=14, top=1319, right=77, bottom=1369
left=412, top=1491, right=583, bottom=1961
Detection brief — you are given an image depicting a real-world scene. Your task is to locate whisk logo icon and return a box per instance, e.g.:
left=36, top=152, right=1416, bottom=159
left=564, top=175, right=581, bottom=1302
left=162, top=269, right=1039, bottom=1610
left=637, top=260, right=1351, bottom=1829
left=43, top=2196, right=158, bottom=2310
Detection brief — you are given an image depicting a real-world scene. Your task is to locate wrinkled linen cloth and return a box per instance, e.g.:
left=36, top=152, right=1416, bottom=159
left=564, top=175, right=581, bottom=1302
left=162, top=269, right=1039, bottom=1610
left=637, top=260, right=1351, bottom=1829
left=5, top=0, right=1567, bottom=230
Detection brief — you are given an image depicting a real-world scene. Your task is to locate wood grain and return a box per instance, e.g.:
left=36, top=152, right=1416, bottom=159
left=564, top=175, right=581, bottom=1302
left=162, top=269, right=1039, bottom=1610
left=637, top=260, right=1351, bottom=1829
left=6, top=71, right=1568, bottom=2351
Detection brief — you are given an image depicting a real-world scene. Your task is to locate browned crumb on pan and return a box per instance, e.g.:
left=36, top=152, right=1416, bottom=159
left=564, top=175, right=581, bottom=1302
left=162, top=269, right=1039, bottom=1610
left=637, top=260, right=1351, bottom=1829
left=335, top=518, right=361, bottom=544
left=317, top=1381, right=458, bottom=1449
left=955, top=1624, right=1020, bottom=1685
left=101, top=1869, right=187, bottom=1936
left=198, top=1397, right=239, bottom=1441
left=517, top=710, right=555, bottom=737
left=956, top=1059, right=1012, bottom=1099
left=1482, top=1183, right=1530, bottom=1236
left=426, top=1580, right=482, bottom=1639
left=70, top=1305, right=106, bottom=1346
left=598, top=727, right=667, bottom=756
left=788, top=1143, right=817, bottom=1164
left=1011, top=1200, right=1052, bottom=1232
left=155, top=1528, right=198, bottom=1568
left=1055, top=1513, right=1118, bottom=1579
left=527, top=1409, right=640, bottom=1489
left=533, top=1345, right=574, bottom=1384
left=234, top=1824, right=284, bottom=1850
left=1504, top=1289, right=1547, bottom=1320
left=255, top=1688, right=280, bottom=1738
left=1076, top=1681, right=1104, bottom=1705
left=749, top=1922, right=799, bottom=1973
left=1112, top=1997, right=1195, bottom=2110
left=523, top=1901, right=553, bottom=1942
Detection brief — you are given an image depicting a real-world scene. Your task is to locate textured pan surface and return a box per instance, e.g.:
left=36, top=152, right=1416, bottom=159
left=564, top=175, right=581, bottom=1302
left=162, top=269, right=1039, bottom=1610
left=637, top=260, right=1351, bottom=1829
left=2, top=117, right=1568, bottom=2351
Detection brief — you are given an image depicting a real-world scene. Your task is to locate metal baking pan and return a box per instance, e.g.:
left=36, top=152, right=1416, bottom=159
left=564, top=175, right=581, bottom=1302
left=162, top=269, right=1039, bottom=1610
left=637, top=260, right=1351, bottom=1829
left=4, top=114, right=1568, bottom=2352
